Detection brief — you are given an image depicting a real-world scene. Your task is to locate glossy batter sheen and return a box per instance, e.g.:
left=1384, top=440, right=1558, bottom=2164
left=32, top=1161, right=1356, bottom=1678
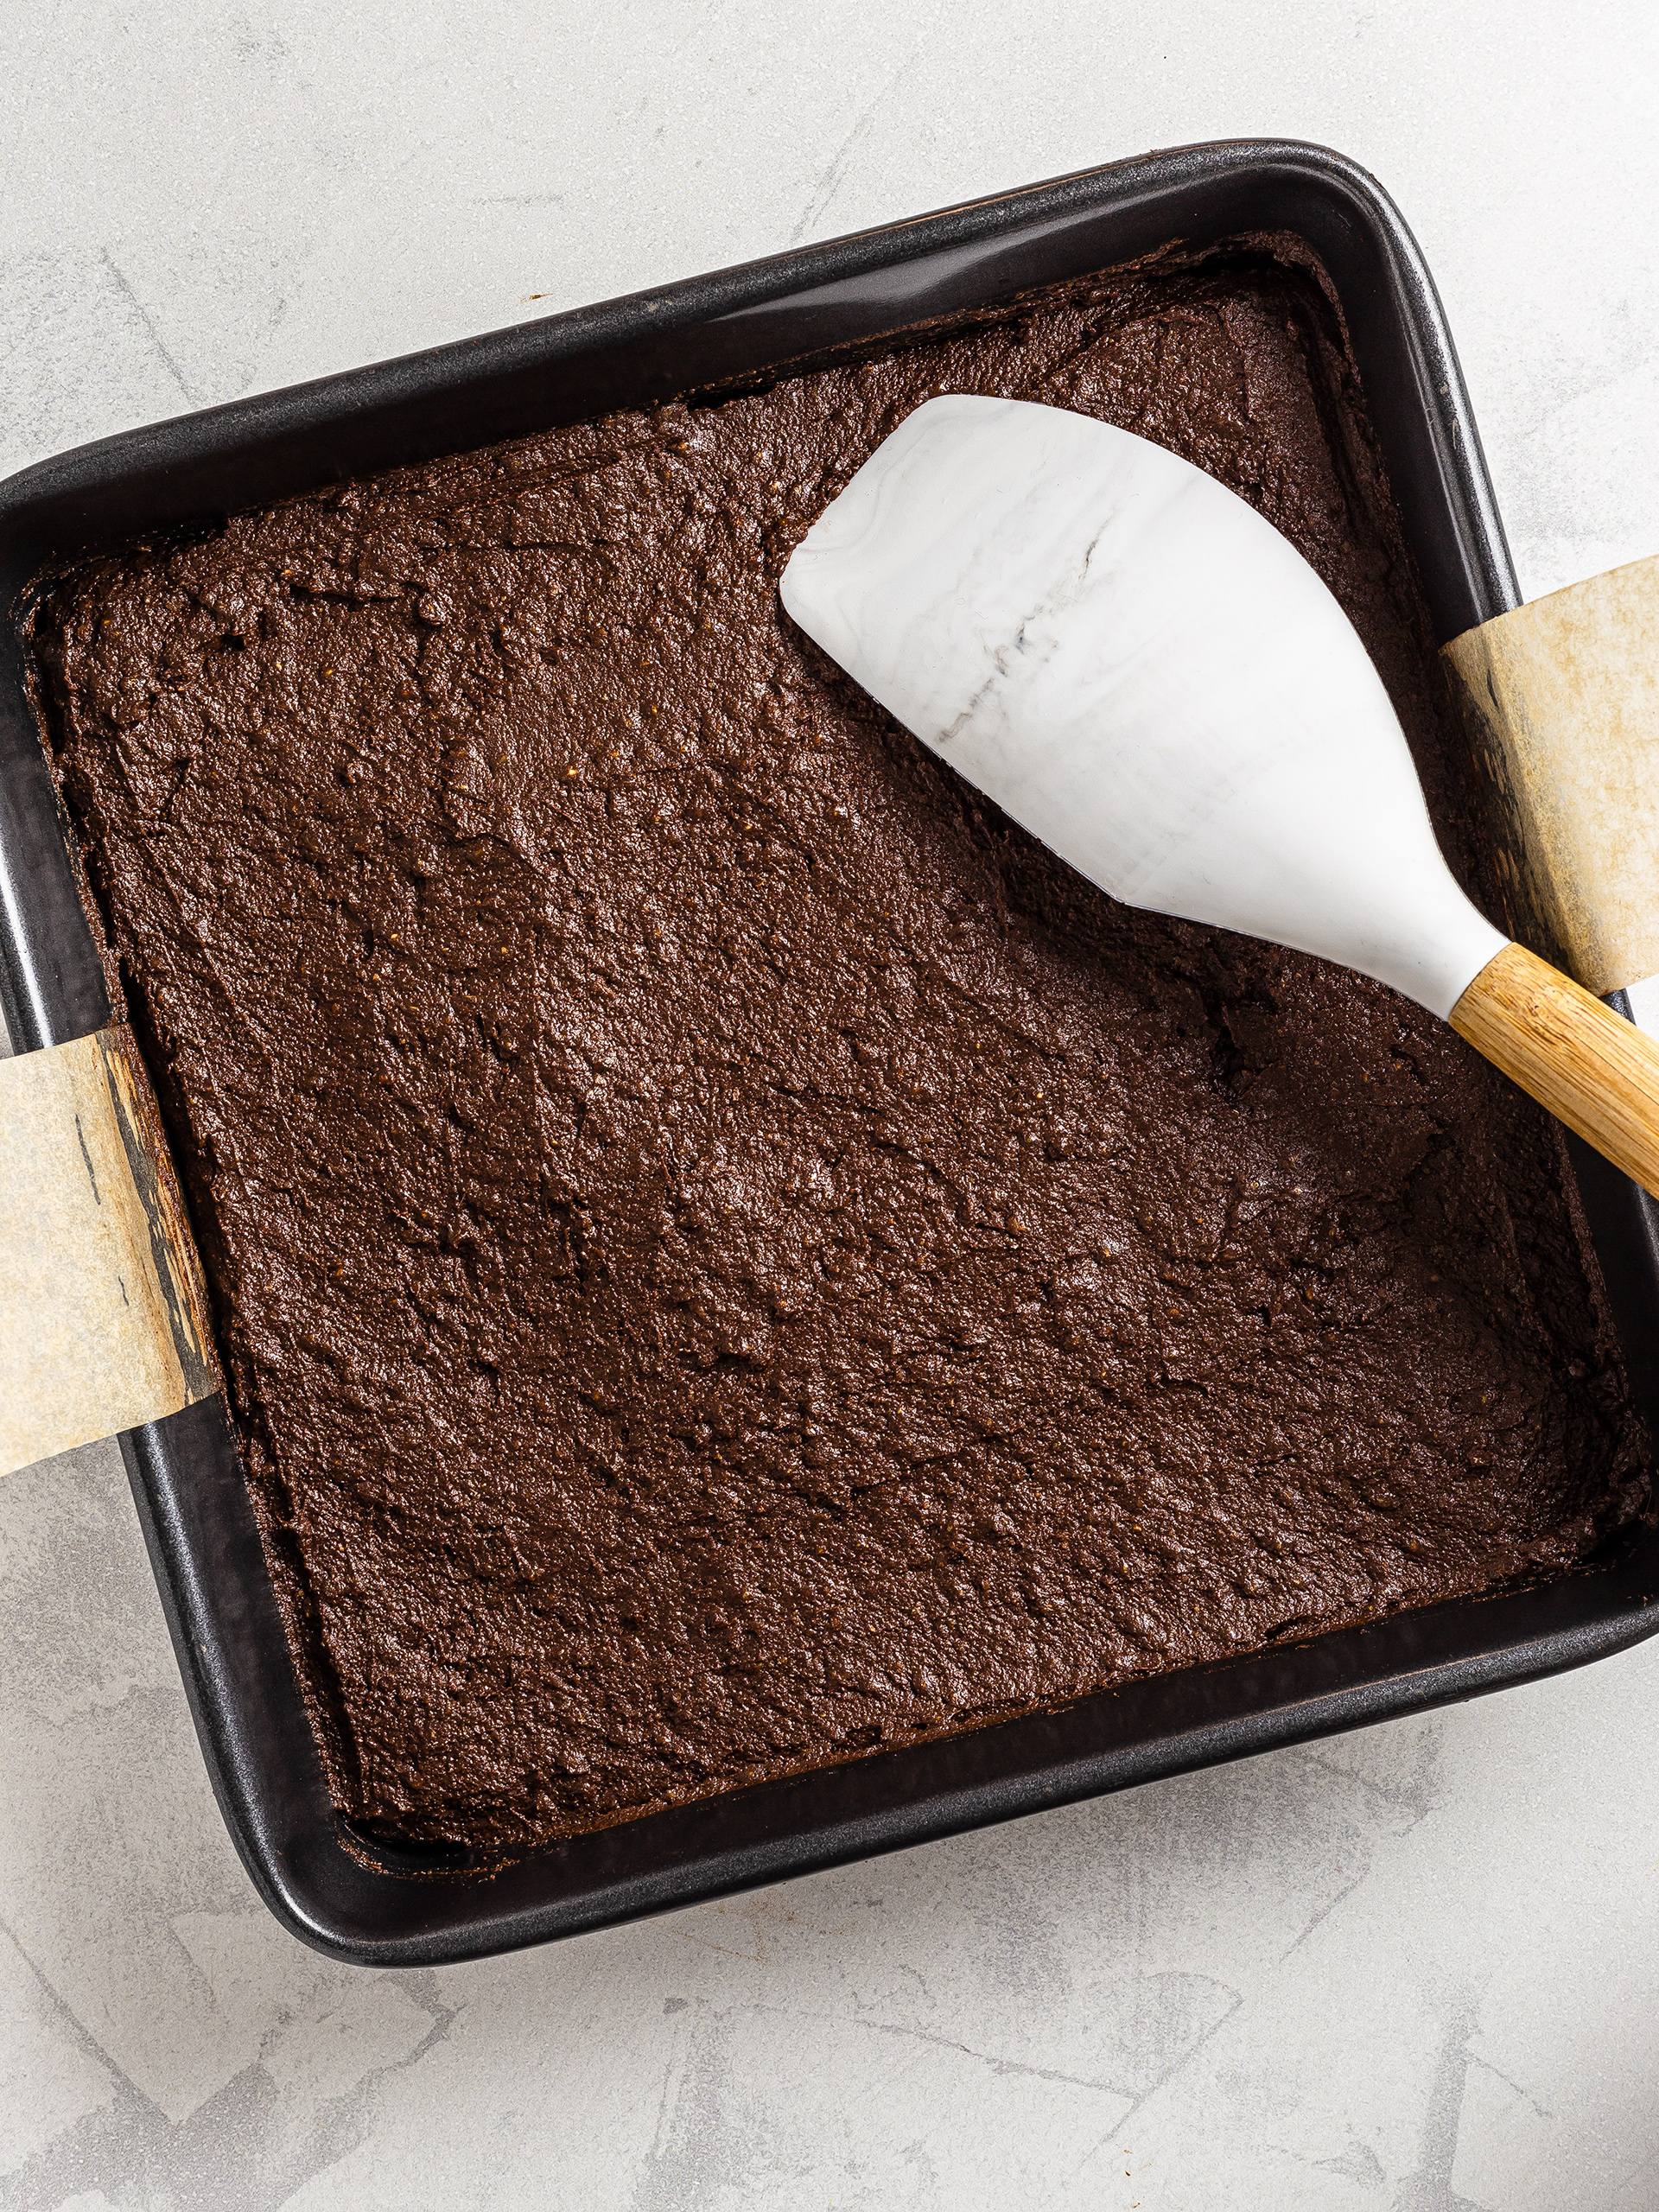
left=31, top=245, right=1648, bottom=1851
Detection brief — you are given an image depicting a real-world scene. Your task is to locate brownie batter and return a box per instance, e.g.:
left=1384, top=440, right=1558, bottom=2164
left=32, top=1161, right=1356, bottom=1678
left=30, top=245, right=1648, bottom=1850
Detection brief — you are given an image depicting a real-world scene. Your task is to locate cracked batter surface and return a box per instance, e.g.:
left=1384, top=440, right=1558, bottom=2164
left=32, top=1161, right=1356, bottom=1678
left=30, top=244, right=1648, bottom=1848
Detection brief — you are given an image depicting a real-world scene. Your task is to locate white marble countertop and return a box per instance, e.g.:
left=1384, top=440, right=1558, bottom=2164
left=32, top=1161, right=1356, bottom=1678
left=3, top=4, right=1658, bottom=2205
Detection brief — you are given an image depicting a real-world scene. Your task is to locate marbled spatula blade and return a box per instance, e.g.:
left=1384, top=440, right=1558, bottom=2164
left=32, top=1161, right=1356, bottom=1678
left=780, top=394, right=1503, bottom=1017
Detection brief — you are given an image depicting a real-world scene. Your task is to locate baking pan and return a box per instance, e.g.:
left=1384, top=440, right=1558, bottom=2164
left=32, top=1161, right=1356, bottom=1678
left=5, top=138, right=1658, bottom=1967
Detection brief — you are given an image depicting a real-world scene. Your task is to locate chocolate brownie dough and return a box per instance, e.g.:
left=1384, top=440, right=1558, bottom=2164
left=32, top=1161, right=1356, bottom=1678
left=31, top=246, right=1649, bottom=1849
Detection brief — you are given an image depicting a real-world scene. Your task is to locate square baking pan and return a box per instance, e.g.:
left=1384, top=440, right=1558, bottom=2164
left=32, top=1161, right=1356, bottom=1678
left=5, top=138, right=1659, bottom=1967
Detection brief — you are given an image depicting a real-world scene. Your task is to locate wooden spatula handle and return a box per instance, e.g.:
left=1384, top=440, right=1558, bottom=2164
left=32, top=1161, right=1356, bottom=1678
left=1451, top=942, right=1659, bottom=1198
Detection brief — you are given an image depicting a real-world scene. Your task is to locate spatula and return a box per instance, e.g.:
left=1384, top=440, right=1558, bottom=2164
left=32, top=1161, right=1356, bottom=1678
left=779, top=394, right=1659, bottom=1200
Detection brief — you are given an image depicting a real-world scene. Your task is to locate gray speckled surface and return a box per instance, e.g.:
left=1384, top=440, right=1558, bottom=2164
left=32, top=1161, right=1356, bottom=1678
left=4, top=4, right=1659, bottom=2203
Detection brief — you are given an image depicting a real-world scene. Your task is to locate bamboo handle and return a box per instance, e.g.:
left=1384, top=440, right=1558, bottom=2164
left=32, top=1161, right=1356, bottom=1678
left=1450, top=942, right=1659, bottom=1199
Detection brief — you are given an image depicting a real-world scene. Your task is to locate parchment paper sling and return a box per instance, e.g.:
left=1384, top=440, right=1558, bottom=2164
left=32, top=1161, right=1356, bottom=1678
left=3, top=554, right=1657, bottom=1477
left=1443, top=553, right=1659, bottom=999
left=1, top=1025, right=217, bottom=1476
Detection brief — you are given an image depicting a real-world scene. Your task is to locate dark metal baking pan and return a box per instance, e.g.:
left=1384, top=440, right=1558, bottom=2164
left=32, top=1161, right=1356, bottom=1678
left=5, top=139, right=1657, bottom=1967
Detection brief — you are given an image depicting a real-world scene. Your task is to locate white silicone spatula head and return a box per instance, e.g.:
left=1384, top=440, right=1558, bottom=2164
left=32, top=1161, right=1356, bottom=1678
left=780, top=393, right=1506, bottom=1019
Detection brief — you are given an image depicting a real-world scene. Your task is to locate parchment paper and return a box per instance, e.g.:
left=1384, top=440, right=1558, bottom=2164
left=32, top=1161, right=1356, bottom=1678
left=1444, top=552, right=1659, bottom=997
left=0, top=1027, right=219, bottom=1478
